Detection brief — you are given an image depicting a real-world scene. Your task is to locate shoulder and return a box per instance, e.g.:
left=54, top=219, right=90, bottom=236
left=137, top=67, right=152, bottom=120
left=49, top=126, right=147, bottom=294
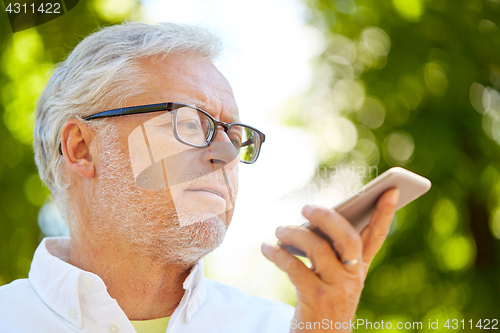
left=0, top=279, right=57, bottom=332
left=0, top=279, right=44, bottom=314
left=0, top=278, right=36, bottom=300
left=0, top=280, right=37, bottom=330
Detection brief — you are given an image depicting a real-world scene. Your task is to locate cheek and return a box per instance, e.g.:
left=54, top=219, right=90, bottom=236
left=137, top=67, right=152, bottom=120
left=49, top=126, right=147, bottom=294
left=128, top=126, right=196, bottom=191
left=167, top=184, right=184, bottom=202
left=148, top=135, right=183, bottom=162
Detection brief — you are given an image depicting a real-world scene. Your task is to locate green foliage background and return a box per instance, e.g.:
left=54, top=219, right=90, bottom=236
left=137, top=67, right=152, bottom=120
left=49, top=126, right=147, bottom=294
left=283, top=0, right=500, bottom=328
left=0, top=0, right=138, bottom=285
left=0, top=0, right=499, bottom=329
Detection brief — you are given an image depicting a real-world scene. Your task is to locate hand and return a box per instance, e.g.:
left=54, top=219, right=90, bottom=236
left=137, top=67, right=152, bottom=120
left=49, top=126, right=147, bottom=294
left=261, top=188, right=400, bottom=333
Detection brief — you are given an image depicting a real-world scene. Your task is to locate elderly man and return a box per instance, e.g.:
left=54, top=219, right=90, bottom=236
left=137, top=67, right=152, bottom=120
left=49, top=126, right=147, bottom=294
left=0, top=22, right=399, bottom=332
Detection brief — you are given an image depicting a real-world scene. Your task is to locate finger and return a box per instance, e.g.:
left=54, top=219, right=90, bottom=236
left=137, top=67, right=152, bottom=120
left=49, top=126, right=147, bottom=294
left=275, top=226, right=339, bottom=282
left=360, top=188, right=399, bottom=263
left=302, top=205, right=363, bottom=273
left=261, top=243, right=319, bottom=288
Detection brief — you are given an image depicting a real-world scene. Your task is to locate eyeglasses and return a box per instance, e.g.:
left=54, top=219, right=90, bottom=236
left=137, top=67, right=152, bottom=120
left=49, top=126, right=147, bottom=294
left=59, top=102, right=266, bottom=164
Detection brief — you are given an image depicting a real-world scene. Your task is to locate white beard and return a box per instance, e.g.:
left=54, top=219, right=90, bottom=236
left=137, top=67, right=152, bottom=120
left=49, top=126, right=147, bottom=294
left=90, top=126, right=228, bottom=268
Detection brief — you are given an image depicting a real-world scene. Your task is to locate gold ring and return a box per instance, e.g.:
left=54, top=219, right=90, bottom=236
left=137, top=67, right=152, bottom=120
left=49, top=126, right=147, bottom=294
left=341, top=255, right=362, bottom=266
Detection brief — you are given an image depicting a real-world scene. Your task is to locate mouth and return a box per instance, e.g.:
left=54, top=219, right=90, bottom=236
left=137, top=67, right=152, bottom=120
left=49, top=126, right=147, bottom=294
left=186, top=189, right=223, bottom=197
left=185, top=185, right=229, bottom=201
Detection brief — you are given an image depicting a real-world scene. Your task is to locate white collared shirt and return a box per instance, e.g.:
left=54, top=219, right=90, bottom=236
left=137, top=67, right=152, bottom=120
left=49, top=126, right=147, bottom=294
left=0, top=237, right=295, bottom=333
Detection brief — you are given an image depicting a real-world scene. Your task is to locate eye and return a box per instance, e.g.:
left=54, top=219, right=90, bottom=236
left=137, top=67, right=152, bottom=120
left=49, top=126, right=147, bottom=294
left=178, top=120, right=200, bottom=130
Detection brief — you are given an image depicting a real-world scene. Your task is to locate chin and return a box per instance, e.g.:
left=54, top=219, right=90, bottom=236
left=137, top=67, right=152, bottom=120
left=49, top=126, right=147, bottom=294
left=176, top=211, right=226, bottom=227
left=143, top=214, right=228, bottom=267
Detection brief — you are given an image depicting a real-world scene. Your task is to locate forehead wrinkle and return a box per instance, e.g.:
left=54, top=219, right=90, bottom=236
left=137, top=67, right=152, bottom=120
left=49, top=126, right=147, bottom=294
left=174, top=73, right=235, bottom=104
left=172, top=87, right=239, bottom=123
left=197, top=97, right=239, bottom=123
left=134, top=56, right=239, bottom=122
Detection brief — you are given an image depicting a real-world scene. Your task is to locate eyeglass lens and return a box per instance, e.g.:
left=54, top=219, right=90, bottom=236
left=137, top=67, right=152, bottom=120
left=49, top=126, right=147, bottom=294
left=175, top=106, right=260, bottom=162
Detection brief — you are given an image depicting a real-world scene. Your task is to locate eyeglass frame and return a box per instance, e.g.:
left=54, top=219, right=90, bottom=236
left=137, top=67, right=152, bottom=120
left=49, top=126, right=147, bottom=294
left=58, top=102, right=266, bottom=164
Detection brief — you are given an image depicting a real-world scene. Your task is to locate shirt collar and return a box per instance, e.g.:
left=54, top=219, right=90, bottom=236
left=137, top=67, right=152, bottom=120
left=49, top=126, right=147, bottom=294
left=29, top=237, right=207, bottom=328
left=182, top=257, right=207, bottom=322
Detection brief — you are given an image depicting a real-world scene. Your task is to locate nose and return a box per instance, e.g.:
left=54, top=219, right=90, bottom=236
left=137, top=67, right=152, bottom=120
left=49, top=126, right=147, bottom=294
left=213, top=125, right=232, bottom=143
left=201, top=127, right=239, bottom=169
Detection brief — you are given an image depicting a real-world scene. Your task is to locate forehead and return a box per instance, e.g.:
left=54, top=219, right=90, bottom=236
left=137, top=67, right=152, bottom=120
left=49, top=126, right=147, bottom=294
left=130, top=54, right=239, bottom=122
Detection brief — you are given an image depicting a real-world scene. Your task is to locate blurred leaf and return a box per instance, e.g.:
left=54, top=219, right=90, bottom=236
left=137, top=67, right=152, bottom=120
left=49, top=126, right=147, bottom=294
left=298, top=0, right=500, bottom=321
left=0, top=0, right=140, bottom=285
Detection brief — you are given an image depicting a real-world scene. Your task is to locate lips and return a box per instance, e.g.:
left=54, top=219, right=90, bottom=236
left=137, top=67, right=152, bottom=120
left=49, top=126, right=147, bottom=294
left=187, top=189, right=223, bottom=197
left=185, top=184, right=229, bottom=201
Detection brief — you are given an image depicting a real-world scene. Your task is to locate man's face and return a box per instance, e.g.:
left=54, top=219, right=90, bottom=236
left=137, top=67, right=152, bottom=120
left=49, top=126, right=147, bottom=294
left=90, top=54, right=240, bottom=266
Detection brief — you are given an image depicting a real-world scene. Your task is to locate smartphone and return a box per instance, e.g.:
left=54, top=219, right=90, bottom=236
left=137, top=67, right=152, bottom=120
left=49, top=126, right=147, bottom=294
left=278, top=167, right=432, bottom=257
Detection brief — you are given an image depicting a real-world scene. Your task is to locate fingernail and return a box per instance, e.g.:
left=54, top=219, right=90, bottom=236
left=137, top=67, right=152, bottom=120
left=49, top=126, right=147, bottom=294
left=275, top=226, right=285, bottom=237
left=261, top=243, right=271, bottom=255
left=302, top=205, right=315, bottom=216
left=390, top=189, right=400, bottom=205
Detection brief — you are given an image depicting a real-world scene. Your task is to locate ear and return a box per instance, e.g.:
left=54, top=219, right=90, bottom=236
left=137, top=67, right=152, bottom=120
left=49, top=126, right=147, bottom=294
left=60, top=119, right=95, bottom=179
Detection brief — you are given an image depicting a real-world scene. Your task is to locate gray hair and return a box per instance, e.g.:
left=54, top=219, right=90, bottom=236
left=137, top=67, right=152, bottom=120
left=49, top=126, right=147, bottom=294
left=33, top=22, right=222, bottom=221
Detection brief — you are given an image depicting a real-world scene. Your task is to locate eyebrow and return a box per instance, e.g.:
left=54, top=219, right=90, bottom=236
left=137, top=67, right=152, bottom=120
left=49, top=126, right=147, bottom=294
left=175, top=98, right=207, bottom=111
left=191, top=101, right=210, bottom=111
left=184, top=99, right=240, bottom=122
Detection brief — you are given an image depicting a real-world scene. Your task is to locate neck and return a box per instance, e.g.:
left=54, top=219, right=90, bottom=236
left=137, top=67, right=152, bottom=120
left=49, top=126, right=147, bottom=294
left=69, top=235, right=193, bottom=320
